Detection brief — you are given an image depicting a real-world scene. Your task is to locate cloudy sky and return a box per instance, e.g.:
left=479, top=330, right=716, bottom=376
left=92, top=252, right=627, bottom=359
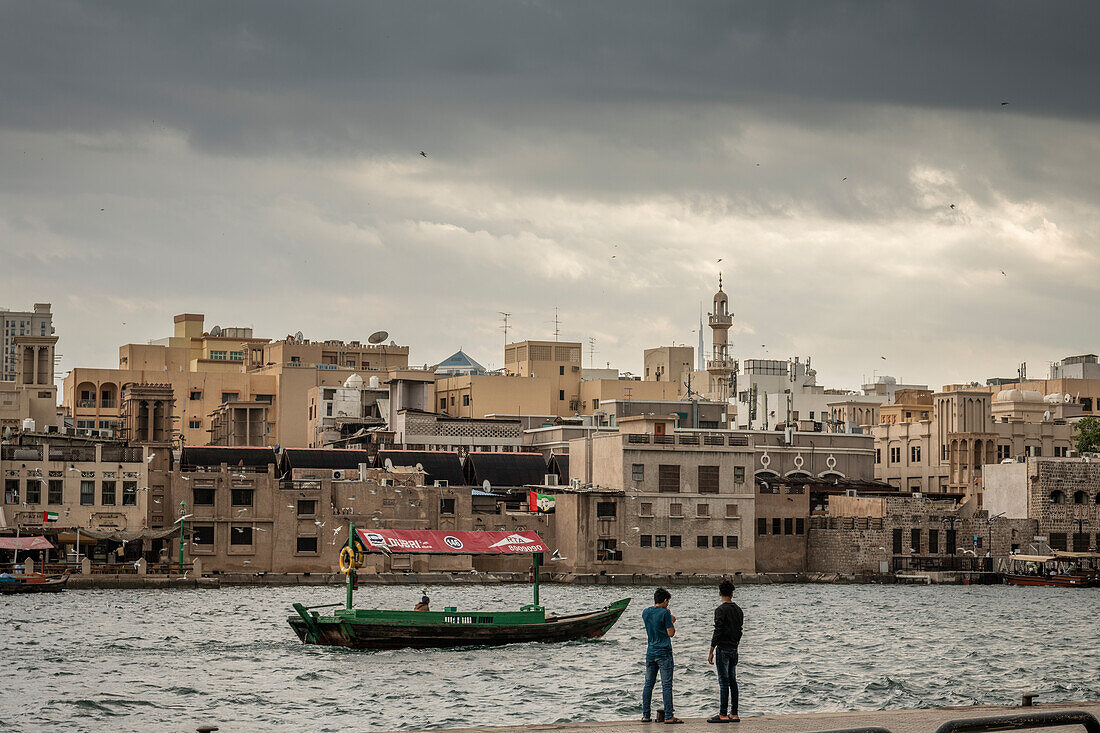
left=2, top=1, right=1098, bottom=391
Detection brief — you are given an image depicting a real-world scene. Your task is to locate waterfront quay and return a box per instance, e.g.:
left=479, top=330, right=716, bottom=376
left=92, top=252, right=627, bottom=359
left=394, top=702, right=1100, bottom=733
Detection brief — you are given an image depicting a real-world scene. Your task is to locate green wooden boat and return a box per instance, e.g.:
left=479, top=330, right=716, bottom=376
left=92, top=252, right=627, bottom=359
left=288, top=525, right=630, bottom=650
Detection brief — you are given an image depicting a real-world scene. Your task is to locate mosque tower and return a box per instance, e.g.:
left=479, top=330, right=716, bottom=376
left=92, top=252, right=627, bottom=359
left=706, top=273, right=736, bottom=400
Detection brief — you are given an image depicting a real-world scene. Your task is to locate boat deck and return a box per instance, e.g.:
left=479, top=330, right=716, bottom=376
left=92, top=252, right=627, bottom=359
left=389, top=701, right=1100, bottom=733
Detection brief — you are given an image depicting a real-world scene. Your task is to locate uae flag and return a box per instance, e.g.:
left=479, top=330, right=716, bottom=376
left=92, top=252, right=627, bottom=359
left=43, top=511, right=59, bottom=523
left=528, top=491, right=555, bottom=513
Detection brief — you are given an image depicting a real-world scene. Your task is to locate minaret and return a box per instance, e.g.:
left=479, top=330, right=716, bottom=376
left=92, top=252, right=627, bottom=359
left=707, top=273, right=735, bottom=399
left=697, top=303, right=705, bottom=371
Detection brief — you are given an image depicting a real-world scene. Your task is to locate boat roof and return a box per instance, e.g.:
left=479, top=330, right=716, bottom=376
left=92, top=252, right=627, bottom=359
left=0, top=536, right=53, bottom=551
left=1053, top=550, right=1100, bottom=560
left=355, top=528, right=547, bottom=555
left=1010, top=554, right=1056, bottom=562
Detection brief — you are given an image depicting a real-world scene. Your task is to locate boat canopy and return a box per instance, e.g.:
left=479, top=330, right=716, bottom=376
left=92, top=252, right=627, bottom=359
left=1009, top=554, right=1056, bottom=563
left=355, top=528, right=548, bottom=555
left=0, top=536, right=53, bottom=551
left=1053, top=550, right=1100, bottom=560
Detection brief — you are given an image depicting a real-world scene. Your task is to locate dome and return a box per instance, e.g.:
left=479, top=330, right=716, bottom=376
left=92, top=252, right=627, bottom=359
left=343, top=373, right=364, bottom=389
left=994, top=389, right=1022, bottom=402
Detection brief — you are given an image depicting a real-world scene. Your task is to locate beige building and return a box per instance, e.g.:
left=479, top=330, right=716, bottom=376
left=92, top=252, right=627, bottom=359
left=827, top=399, right=881, bottom=434
left=644, top=346, right=694, bottom=386
left=879, top=389, right=933, bottom=425
left=2, top=303, right=54, bottom=382
left=435, top=374, right=559, bottom=418
left=64, top=314, right=409, bottom=449
left=0, top=333, right=61, bottom=434
left=983, top=457, right=1099, bottom=553
left=569, top=414, right=757, bottom=574
left=975, top=354, right=1100, bottom=417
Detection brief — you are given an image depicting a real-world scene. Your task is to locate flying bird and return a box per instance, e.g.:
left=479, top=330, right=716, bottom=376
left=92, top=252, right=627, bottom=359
left=1001, top=270, right=1007, bottom=277
left=419, top=151, right=427, bottom=157
left=716, top=258, right=722, bottom=263
left=949, top=204, right=956, bottom=210
left=1001, top=101, right=1009, bottom=106
left=880, top=356, right=887, bottom=360
left=146, top=453, right=156, bottom=463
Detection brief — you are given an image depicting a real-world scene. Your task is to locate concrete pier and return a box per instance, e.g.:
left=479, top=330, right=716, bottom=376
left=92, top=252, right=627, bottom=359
left=391, top=701, right=1100, bottom=733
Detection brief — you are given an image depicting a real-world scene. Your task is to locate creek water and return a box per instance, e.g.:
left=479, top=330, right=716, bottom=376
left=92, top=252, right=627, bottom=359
left=2, top=583, right=1098, bottom=731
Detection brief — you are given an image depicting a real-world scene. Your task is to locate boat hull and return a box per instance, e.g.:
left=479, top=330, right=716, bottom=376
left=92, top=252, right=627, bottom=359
left=1004, top=573, right=1098, bottom=588
left=0, top=574, right=68, bottom=594
left=288, top=598, right=630, bottom=650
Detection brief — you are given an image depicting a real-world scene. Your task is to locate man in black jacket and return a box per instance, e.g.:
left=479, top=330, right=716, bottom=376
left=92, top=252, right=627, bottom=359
left=706, top=579, right=743, bottom=723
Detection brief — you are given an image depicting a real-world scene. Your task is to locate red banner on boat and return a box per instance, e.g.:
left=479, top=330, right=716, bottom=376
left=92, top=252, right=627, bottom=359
left=354, top=529, right=547, bottom=555
left=0, top=536, right=54, bottom=551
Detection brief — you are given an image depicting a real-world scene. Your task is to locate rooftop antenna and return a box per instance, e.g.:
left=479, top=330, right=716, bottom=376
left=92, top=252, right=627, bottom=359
left=588, top=337, right=597, bottom=368
left=553, top=307, right=560, bottom=341
left=499, top=312, right=511, bottom=352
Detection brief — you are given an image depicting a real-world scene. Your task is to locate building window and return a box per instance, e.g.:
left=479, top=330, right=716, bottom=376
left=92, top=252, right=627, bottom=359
left=697, top=535, right=709, bottom=548
left=3, top=479, right=18, bottom=504
left=911, top=528, right=921, bottom=554
left=440, top=498, right=456, bottom=515
left=712, top=535, right=723, bottom=548
left=558, top=390, right=565, bottom=401
left=25, top=480, right=41, bottom=505
left=1055, top=446, right=1068, bottom=458
left=669, top=535, right=681, bottom=548
left=997, top=444, right=1011, bottom=461
left=229, top=351, right=244, bottom=361
left=784, top=518, right=793, bottom=535
left=297, top=500, right=317, bottom=516
left=192, top=524, right=214, bottom=545
left=592, top=399, right=599, bottom=410
left=727, top=535, right=739, bottom=549
left=231, top=488, right=254, bottom=507
left=772, top=518, right=781, bottom=535
left=632, top=464, right=644, bottom=482
left=946, top=529, right=956, bottom=554
left=559, top=366, right=565, bottom=375
left=757, top=517, right=767, bottom=536
left=929, top=528, right=940, bottom=554
left=638, top=502, right=654, bottom=517
left=875, top=449, right=881, bottom=464
left=640, top=534, right=653, bottom=548
left=658, top=465, right=680, bottom=493
left=122, top=482, right=137, bottom=506
left=230, top=525, right=254, bottom=546
left=80, top=480, right=95, bottom=506
left=101, top=481, right=116, bottom=506
left=696, top=503, right=710, bottom=517
left=725, top=503, right=739, bottom=518
left=296, top=536, right=319, bottom=553
left=669, top=502, right=683, bottom=517
left=889, top=446, right=901, bottom=464
left=190, top=391, right=202, bottom=400
left=795, top=518, right=805, bottom=535
left=698, top=465, right=719, bottom=494
left=596, top=502, right=617, bottom=518
left=221, top=392, right=239, bottom=403
left=1048, top=532, right=1067, bottom=551
left=910, top=445, right=921, bottom=462
left=189, top=419, right=202, bottom=429
left=193, top=488, right=215, bottom=506
left=892, top=528, right=903, bottom=554
left=211, top=351, right=227, bottom=360
left=734, top=466, right=746, bottom=484
left=655, top=535, right=667, bottom=548
left=47, top=480, right=63, bottom=504
left=440, top=398, right=447, bottom=409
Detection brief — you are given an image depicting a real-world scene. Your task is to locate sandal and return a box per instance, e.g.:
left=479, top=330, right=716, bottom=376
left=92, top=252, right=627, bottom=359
left=641, top=718, right=652, bottom=723
left=729, top=716, right=741, bottom=723
left=707, top=715, right=728, bottom=723
left=664, top=718, right=685, bottom=725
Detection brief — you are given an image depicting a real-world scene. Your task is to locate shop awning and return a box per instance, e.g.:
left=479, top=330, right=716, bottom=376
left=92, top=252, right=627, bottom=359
left=1008, top=554, right=1056, bottom=563
left=355, top=528, right=547, bottom=555
left=0, top=536, right=53, bottom=551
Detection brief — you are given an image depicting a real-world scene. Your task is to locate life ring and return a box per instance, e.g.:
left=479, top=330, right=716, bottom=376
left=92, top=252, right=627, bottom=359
left=339, top=546, right=363, bottom=574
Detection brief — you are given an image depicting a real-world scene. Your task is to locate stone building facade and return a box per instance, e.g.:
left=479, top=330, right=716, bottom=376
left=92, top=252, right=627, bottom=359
left=984, top=457, right=1100, bottom=553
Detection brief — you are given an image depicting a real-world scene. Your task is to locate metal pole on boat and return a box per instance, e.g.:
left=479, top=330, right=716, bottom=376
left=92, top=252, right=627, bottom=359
left=346, top=520, right=355, bottom=610
left=532, top=552, right=541, bottom=607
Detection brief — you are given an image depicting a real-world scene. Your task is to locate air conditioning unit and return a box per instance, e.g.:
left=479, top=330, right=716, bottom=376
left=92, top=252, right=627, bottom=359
left=570, top=478, right=582, bottom=490
left=332, top=470, right=345, bottom=480
left=912, top=492, right=923, bottom=499
left=381, top=478, right=395, bottom=487
left=845, top=489, right=858, bottom=497
left=544, top=474, right=559, bottom=486
left=433, top=480, right=448, bottom=487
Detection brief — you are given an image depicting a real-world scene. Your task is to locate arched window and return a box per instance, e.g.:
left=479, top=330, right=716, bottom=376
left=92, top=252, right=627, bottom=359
left=1073, top=490, right=1086, bottom=505
left=1049, top=490, right=1065, bottom=505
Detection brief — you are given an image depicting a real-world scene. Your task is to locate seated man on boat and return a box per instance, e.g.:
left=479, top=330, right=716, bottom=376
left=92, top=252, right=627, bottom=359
left=414, top=595, right=430, bottom=611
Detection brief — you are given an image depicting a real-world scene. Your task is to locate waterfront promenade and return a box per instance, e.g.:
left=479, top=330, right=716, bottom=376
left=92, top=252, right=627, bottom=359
left=394, top=702, right=1100, bottom=733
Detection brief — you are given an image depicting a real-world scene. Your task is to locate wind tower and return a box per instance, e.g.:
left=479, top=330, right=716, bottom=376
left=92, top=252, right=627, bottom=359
left=707, top=274, right=736, bottom=401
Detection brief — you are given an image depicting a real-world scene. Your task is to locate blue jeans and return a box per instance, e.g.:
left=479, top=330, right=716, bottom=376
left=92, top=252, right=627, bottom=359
left=642, top=653, right=674, bottom=719
left=715, top=647, right=738, bottom=716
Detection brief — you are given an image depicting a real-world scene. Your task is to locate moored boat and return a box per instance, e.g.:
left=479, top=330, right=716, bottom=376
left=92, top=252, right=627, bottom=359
left=0, top=573, right=69, bottom=594
left=287, top=526, right=630, bottom=650
left=1002, top=553, right=1100, bottom=588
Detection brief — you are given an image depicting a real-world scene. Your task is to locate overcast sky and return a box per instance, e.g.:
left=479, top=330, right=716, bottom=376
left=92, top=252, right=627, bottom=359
left=2, top=1, right=1098, bottom=392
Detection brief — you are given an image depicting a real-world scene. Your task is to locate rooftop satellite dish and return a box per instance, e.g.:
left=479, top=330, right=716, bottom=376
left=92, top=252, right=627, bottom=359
left=415, top=463, right=424, bottom=472
left=294, top=330, right=304, bottom=344
left=368, top=330, right=389, bottom=345
left=1043, top=410, right=1051, bottom=421
left=209, top=325, right=222, bottom=337
left=482, top=480, right=492, bottom=491
left=1064, top=393, right=1072, bottom=403
left=383, top=458, right=394, bottom=471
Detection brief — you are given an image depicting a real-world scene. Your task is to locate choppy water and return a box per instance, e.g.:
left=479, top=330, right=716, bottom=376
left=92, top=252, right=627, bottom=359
left=1, top=583, right=1098, bottom=732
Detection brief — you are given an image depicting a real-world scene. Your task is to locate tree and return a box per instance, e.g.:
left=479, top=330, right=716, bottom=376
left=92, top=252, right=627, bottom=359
left=1073, top=416, right=1100, bottom=454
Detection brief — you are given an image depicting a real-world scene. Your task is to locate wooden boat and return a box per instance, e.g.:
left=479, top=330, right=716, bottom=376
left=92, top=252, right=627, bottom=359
left=0, top=573, right=69, bottom=594
left=1002, top=553, right=1100, bottom=588
left=288, top=526, right=630, bottom=650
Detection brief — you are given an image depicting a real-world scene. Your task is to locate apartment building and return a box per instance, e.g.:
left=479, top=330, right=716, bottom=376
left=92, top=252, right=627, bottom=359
left=569, top=414, right=757, bottom=574
left=1, top=303, right=54, bottom=382
left=0, top=333, right=60, bottom=434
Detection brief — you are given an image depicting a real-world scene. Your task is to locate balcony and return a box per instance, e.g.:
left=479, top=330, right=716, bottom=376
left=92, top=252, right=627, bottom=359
left=706, top=357, right=737, bottom=371
left=76, top=399, right=96, bottom=408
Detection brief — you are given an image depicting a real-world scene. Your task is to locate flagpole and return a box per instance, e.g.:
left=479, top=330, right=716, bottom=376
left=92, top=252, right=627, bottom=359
left=532, top=551, right=540, bottom=607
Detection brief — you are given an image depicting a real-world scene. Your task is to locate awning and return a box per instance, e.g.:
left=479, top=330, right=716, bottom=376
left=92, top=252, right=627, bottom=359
left=1008, top=554, right=1056, bottom=563
left=355, top=529, right=547, bottom=555
left=77, top=526, right=180, bottom=542
left=1053, top=551, right=1100, bottom=560
left=0, top=536, right=54, bottom=551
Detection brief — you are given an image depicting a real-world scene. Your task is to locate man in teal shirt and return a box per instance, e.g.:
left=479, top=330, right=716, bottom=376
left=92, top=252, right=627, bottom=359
left=641, top=587, right=682, bottom=724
